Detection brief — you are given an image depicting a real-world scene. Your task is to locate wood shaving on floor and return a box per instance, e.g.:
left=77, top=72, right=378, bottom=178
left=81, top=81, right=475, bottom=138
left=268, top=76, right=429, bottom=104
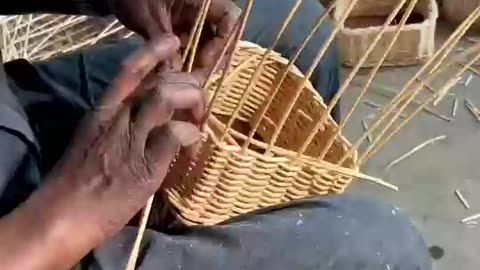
left=363, top=100, right=407, bottom=119
left=361, top=120, right=372, bottom=143
left=465, top=98, right=480, bottom=122
left=461, top=213, right=480, bottom=224
left=452, top=97, right=458, bottom=118
left=385, top=136, right=447, bottom=171
left=464, top=74, right=474, bottom=87
left=455, top=189, right=471, bottom=209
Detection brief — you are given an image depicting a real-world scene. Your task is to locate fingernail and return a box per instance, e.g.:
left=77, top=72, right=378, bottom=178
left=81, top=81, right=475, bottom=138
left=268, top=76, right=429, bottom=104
left=168, top=121, right=201, bottom=147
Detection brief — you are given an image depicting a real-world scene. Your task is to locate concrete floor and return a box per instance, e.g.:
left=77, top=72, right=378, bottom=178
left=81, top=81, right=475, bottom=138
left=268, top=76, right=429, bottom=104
left=340, top=23, right=480, bottom=269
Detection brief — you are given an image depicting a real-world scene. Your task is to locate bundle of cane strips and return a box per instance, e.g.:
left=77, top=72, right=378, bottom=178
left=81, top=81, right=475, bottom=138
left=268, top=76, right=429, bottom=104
left=0, top=15, right=132, bottom=61
left=3, top=1, right=480, bottom=269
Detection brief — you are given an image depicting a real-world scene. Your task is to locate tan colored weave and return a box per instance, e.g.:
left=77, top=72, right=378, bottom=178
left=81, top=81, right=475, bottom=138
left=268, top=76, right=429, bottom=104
left=335, top=0, right=438, bottom=67
left=162, top=41, right=357, bottom=225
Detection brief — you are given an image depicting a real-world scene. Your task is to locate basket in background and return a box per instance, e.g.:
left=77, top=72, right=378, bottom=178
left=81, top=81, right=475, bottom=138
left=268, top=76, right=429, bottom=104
left=335, top=0, right=438, bottom=67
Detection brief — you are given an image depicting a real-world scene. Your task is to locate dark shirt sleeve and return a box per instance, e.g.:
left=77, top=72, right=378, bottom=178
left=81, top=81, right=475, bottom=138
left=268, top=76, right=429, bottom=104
left=0, top=0, right=111, bottom=16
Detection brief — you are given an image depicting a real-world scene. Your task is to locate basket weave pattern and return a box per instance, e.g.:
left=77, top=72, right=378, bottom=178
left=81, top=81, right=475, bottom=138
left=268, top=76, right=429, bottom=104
left=336, top=0, right=438, bottom=67
left=163, top=42, right=357, bottom=225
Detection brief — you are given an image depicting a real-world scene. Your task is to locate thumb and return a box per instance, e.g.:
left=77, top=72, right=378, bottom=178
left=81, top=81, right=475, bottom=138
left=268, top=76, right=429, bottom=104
left=144, top=121, right=201, bottom=180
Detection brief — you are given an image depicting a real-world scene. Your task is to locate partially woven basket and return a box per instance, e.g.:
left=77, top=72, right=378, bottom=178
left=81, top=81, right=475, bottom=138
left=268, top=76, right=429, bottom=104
left=163, top=41, right=357, bottom=225
left=335, top=0, right=438, bottom=67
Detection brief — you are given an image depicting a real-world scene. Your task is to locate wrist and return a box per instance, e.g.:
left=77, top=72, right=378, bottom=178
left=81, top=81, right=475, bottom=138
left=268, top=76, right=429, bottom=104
left=0, top=187, right=99, bottom=269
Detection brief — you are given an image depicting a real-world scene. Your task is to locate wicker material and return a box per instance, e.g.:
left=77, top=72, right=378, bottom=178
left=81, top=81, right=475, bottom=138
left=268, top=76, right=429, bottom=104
left=335, top=0, right=438, bottom=67
left=0, top=15, right=132, bottom=62
left=442, top=0, right=480, bottom=30
left=162, top=41, right=357, bottom=225
left=3, top=6, right=480, bottom=268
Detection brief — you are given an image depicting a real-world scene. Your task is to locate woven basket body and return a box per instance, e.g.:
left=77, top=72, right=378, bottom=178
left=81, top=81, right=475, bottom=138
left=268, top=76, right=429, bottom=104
left=335, top=0, right=438, bottom=67
left=163, top=41, right=357, bottom=225
left=442, top=0, right=480, bottom=30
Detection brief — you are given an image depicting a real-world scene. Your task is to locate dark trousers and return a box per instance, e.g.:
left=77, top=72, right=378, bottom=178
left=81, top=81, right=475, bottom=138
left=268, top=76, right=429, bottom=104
left=0, top=0, right=430, bottom=269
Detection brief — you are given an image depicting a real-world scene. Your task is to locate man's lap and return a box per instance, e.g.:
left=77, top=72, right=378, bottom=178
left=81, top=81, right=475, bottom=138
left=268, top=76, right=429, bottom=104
left=89, top=195, right=430, bottom=270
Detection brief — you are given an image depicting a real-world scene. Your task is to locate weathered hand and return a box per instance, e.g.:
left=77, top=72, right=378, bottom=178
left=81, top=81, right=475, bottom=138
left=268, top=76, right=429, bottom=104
left=0, top=35, right=209, bottom=270
left=107, top=0, right=239, bottom=69
left=107, top=0, right=238, bottom=39
left=46, top=34, right=206, bottom=239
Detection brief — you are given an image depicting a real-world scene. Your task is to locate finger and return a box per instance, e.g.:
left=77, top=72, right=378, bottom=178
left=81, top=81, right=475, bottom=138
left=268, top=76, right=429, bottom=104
left=162, top=80, right=206, bottom=122
left=148, top=0, right=173, bottom=35
left=143, top=126, right=180, bottom=182
left=198, top=37, right=227, bottom=69
left=207, top=0, right=240, bottom=38
left=144, top=122, right=201, bottom=174
left=171, top=52, right=183, bottom=71
left=92, top=104, right=133, bottom=156
left=100, top=35, right=180, bottom=110
left=168, top=121, right=202, bottom=148
left=181, top=140, right=202, bottom=160
left=134, top=77, right=206, bottom=138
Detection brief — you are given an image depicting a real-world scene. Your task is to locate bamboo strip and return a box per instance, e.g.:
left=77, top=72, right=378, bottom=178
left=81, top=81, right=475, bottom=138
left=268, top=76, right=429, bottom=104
left=220, top=0, right=304, bottom=143
left=89, top=20, right=119, bottom=45
left=187, top=0, right=212, bottom=72
left=339, top=12, right=480, bottom=165
left=428, top=6, right=480, bottom=74
left=22, top=15, right=33, bottom=59
left=462, top=213, right=480, bottom=223
left=125, top=196, right=155, bottom=270
left=452, top=97, right=458, bottom=118
left=465, top=98, right=480, bottom=122
left=314, top=0, right=419, bottom=161
left=360, top=49, right=480, bottom=163
left=203, top=2, right=254, bottom=121
left=182, top=0, right=210, bottom=65
left=28, top=16, right=88, bottom=56
left=455, top=189, right=471, bottom=209
left=244, top=0, right=338, bottom=149
left=384, top=135, right=447, bottom=170
left=266, top=0, right=360, bottom=153
left=371, top=83, right=454, bottom=122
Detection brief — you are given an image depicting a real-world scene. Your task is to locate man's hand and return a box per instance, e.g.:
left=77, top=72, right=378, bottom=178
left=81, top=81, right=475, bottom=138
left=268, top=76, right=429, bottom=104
left=52, top=34, right=207, bottom=235
left=108, top=0, right=238, bottom=40
left=0, top=35, right=207, bottom=270
left=108, top=0, right=239, bottom=69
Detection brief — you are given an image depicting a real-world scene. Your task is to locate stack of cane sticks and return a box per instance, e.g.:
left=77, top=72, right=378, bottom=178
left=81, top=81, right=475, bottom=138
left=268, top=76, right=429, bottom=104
left=0, top=15, right=132, bottom=61
left=123, top=0, right=480, bottom=268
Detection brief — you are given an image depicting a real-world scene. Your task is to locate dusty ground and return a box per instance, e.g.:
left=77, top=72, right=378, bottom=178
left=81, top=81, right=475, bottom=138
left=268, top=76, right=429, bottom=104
left=342, top=22, right=480, bottom=269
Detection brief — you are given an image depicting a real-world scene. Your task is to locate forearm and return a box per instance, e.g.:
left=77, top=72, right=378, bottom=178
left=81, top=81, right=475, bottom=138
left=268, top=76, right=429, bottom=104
left=0, top=177, right=107, bottom=270
left=0, top=0, right=111, bottom=16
